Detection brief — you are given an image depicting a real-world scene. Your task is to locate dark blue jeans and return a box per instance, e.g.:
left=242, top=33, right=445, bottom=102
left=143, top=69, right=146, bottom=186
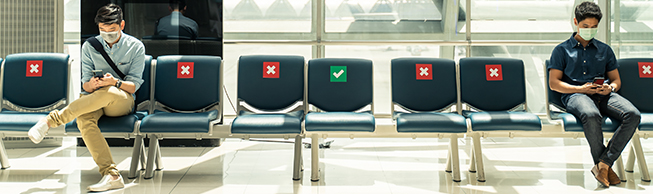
left=565, top=92, right=640, bottom=167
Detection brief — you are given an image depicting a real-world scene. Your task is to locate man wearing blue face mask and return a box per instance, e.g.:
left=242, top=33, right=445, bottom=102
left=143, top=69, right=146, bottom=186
left=27, top=3, right=145, bottom=192
left=549, top=2, right=640, bottom=188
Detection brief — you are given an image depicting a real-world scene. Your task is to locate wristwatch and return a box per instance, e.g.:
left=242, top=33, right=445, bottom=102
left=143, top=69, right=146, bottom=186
left=115, top=80, right=122, bottom=88
left=610, top=85, right=615, bottom=92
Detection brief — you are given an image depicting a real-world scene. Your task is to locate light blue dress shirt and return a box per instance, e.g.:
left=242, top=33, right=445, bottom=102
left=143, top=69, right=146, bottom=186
left=80, top=32, right=146, bottom=95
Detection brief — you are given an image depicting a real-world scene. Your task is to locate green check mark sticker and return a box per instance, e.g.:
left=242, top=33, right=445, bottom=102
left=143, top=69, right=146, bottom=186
left=330, top=66, right=347, bottom=82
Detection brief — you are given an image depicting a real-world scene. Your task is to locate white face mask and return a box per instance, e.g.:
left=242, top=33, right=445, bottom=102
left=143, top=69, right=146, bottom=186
left=100, top=30, right=121, bottom=43
left=578, top=27, right=598, bottom=41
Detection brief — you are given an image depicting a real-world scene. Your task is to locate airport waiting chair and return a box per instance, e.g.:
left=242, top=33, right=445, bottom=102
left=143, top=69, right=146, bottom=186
left=64, top=55, right=154, bottom=178
left=139, top=55, right=223, bottom=179
left=617, top=58, right=652, bottom=182
left=391, top=58, right=467, bottom=182
left=0, top=53, right=71, bottom=169
left=459, top=57, right=542, bottom=182
left=304, top=58, right=375, bottom=181
left=230, top=55, right=306, bottom=180
left=544, top=60, right=629, bottom=182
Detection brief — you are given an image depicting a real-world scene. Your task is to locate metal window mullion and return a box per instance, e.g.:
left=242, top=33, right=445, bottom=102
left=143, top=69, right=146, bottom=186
left=613, top=0, right=621, bottom=58
left=465, top=0, right=471, bottom=58
left=313, top=0, right=324, bottom=59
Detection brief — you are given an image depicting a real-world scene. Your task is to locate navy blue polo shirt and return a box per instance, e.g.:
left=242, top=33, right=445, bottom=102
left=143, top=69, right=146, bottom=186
left=548, top=32, right=618, bottom=104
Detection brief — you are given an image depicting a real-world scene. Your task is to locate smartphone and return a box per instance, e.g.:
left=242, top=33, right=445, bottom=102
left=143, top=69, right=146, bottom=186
left=593, top=77, right=605, bottom=85
left=92, top=70, right=104, bottom=78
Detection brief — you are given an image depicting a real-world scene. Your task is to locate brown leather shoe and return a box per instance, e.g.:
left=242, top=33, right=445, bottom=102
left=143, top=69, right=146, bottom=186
left=591, top=165, right=610, bottom=187
left=607, top=167, right=622, bottom=185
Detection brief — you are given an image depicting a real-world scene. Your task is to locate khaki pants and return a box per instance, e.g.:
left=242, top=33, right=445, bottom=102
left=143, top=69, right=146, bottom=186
left=47, top=86, right=134, bottom=176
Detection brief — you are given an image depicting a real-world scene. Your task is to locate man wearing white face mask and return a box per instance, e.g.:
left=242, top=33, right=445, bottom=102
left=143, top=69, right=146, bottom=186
left=27, top=3, right=145, bottom=192
left=549, top=2, right=640, bottom=188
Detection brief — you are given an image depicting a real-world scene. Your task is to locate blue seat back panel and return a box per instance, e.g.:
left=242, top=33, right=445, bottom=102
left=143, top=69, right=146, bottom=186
left=618, top=58, right=653, bottom=113
left=545, top=60, right=565, bottom=110
left=460, top=57, right=525, bottom=111
left=3, top=53, right=69, bottom=108
left=135, top=55, right=153, bottom=106
left=155, top=55, right=221, bottom=111
left=238, top=55, right=304, bottom=111
left=391, top=58, right=457, bottom=111
left=308, top=58, right=373, bottom=112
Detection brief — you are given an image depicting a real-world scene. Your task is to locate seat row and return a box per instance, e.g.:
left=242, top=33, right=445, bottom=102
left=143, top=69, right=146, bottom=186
left=0, top=53, right=652, bottom=183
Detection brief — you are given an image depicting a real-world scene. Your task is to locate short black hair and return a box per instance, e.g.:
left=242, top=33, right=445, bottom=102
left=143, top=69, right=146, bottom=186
left=94, top=3, right=123, bottom=25
left=575, top=1, right=602, bottom=23
left=169, top=0, right=186, bottom=10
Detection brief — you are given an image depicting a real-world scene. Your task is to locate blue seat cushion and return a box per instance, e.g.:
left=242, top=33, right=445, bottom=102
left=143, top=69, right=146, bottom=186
left=140, top=110, right=218, bottom=133
left=65, top=114, right=139, bottom=133
left=231, top=110, right=304, bottom=134
left=554, top=112, right=621, bottom=132
left=135, top=111, right=148, bottom=120
left=0, top=111, right=48, bottom=132
left=395, top=112, right=467, bottom=133
left=305, top=112, right=375, bottom=132
left=640, top=113, right=653, bottom=131
left=468, top=111, right=541, bottom=131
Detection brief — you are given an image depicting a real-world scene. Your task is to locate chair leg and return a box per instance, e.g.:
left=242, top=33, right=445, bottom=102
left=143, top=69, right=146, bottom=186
left=445, top=150, right=452, bottom=173
left=128, top=135, right=144, bottom=178
left=292, top=135, right=302, bottom=180
left=140, top=141, right=147, bottom=170
left=144, top=134, right=159, bottom=179
left=450, top=133, right=461, bottom=182
left=615, top=155, right=627, bottom=182
left=155, top=141, right=163, bottom=170
left=0, top=138, right=10, bottom=169
left=631, top=133, right=651, bottom=182
left=469, top=147, right=476, bottom=173
left=311, top=133, right=319, bottom=182
left=626, top=146, right=636, bottom=173
left=472, top=132, right=485, bottom=182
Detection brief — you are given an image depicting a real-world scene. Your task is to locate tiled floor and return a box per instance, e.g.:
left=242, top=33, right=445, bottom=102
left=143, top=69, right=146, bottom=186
left=1, top=137, right=653, bottom=194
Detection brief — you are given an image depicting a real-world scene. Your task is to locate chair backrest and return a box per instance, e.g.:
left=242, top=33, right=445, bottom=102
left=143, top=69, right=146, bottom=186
left=391, top=57, right=457, bottom=112
left=618, top=58, right=653, bottom=113
left=1, top=53, right=69, bottom=111
left=308, top=58, right=373, bottom=112
left=545, top=60, right=566, bottom=111
left=459, top=57, right=525, bottom=111
left=135, top=55, right=153, bottom=110
left=153, top=55, right=222, bottom=112
left=237, top=55, right=305, bottom=112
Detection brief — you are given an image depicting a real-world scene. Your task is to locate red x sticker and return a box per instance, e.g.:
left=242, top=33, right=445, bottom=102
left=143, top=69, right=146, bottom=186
left=416, top=64, right=432, bottom=80
left=26, top=60, right=43, bottom=77
left=177, top=62, right=194, bottom=79
left=263, top=62, right=280, bottom=78
left=639, top=62, right=653, bottom=78
left=485, top=64, right=503, bottom=81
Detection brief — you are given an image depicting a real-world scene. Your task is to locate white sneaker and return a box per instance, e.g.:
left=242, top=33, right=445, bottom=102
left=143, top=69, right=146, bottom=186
left=28, top=118, right=50, bottom=144
left=87, top=174, right=125, bottom=192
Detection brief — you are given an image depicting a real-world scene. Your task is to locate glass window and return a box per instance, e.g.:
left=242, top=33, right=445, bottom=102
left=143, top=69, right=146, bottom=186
left=467, top=0, right=578, bottom=40
left=326, top=45, right=441, bottom=115
left=224, top=0, right=312, bottom=32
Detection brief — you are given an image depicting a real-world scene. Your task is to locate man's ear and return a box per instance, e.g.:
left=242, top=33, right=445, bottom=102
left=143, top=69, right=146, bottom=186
left=573, top=18, right=578, bottom=26
left=120, top=20, right=125, bottom=30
